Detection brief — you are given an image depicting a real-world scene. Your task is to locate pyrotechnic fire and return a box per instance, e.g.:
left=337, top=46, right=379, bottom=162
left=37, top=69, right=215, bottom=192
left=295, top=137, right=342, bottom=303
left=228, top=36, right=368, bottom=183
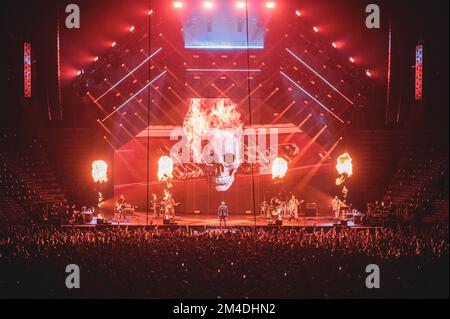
left=163, top=189, right=171, bottom=201
left=272, top=157, right=288, bottom=180
left=335, top=153, right=353, bottom=185
left=92, top=160, right=108, bottom=183
left=158, top=156, right=174, bottom=186
left=97, top=192, right=104, bottom=209
left=183, top=98, right=243, bottom=163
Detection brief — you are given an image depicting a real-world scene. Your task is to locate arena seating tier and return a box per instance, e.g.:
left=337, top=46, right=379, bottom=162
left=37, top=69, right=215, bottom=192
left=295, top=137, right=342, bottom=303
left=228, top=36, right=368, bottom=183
left=0, top=129, right=95, bottom=223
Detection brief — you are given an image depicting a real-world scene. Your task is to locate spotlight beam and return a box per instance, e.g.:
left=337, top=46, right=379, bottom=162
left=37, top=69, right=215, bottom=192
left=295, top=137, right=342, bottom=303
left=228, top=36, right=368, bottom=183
left=95, top=48, right=162, bottom=103
left=280, top=71, right=345, bottom=124
left=285, top=48, right=354, bottom=106
left=297, top=137, right=343, bottom=190
left=102, top=70, right=167, bottom=122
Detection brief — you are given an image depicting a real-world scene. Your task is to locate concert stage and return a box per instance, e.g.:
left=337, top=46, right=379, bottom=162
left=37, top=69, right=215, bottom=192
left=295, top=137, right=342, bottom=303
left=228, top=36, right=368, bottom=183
left=106, top=212, right=359, bottom=228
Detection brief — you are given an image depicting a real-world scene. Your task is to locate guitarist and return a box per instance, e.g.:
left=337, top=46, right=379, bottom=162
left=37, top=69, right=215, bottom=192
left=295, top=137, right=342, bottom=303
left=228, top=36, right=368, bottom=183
left=116, top=194, right=127, bottom=219
left=164, top=193, right=179, bottom=218
left=288, top=194, right=302, bottom=220
left=150, top=193, right=159, bottom=218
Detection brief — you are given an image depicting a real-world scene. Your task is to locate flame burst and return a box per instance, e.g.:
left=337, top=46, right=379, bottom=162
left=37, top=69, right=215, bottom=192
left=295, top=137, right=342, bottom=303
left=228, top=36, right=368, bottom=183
left=158, top=156, right=174, bottom=187
left=272, top=157, right=288, bottom=180
left=92, top=160, right=108, bottom=183
left=97, top=192, right=104, bottom=209
left=163, top=189, right=171, bottom=201
left=183, top=98, right=243, bottom=163
left=335, top=153, right=353, bottom=185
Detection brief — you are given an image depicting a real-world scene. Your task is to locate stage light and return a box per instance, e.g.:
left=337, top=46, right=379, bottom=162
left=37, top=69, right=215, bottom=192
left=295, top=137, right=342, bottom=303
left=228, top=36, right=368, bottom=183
left=94, top=56, right=99, bottom=62
left=148, top=9, right=153, bottom=15
left=236, top=2, right=246, bottom=8
left=24, top=42, right=32, bottom=98
left=285, top=48, right=354, bottom=105
left=102, top=70, right=167, bottom=122
left=266, top=2, right=276, bottom=9
left=111, top=41, right=117, bottom=48
left=95, top=47, right=162, bottom=103
left=129, top=25, right=135, bottom=32
left=349, top=57, right=355, bottom=63
left=76, top=70, right=82, bottom=76
left=203, top=1, right=214, bottom=8
left=173, top=1, right=183, bottom=9
left=366, top=69, right=372, bottom=77
left=415, top=44, right=423, bottom=100
left=332, top=42, right=337, bottom=48
left=280, top=70, right=346, bottom=124
left=313, top=26, right=319, bottom=32
left=295, top=10, right=301, bottom=17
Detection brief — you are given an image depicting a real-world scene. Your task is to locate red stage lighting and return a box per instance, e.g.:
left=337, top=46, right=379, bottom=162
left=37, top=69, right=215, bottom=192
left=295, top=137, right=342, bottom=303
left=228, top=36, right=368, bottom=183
left=129, top=25, right=135, bottom=32
left=24, top=42, right=31, bottom=98
left=94, top=56, right=99, bottom=62
left=203, top=1, right=214, bottom=9
left=266, top=2, right=276, bottom=9
left=366, top=69, right=372, bottom=77
left=313, top=26, right=319, bottom=33
left=415, top=44, right=424, bottom=100
left=236, top=2, right=246, bottom=8
left=349, top=57, right=355, bottom=63
left=295, top=10, right=301, bottom=17
left=332, top=42, right=337, bottom=48
left=111, top=41, right=117, bottom=48
left=148, top=9, right=153, bottom=15
left=173, top=1, right=183, bottom=9
left=76, top=70, right=82, bottom=76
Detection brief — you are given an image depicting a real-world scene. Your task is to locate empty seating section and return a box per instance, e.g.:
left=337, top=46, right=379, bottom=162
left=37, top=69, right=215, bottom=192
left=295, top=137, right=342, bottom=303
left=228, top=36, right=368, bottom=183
left=0, top=194, right=28, bottom=224
left=0, top=129, right=93, bottom=223
left=383, top=131, right=448, bottom=223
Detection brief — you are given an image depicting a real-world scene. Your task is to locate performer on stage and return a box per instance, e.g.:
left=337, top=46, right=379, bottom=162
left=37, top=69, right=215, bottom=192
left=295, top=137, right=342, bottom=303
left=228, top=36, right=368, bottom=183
left=218, top=201, right=228, bottom=228
left=163, top=191, right=178, bottom=218
left=151, top=193, right=159, bottom=218
left=116, top=194, right=126, bottom=209
left=288, top=195, right=300, bottom=220
left=332, top=196, right=345, bottom=220
left=116, top=194, right=127, bottom=219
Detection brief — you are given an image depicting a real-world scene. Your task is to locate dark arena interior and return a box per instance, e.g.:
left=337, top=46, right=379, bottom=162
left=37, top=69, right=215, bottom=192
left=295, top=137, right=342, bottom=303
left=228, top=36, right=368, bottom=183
left=0, top=0, right=448, bottom=301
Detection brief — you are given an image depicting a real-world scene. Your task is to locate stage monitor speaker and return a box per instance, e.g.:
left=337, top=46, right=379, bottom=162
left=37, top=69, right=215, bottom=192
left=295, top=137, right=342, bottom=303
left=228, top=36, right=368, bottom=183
left=304, top=210, right=317, bottom=217
left=305, top=203, right=317, bottom=217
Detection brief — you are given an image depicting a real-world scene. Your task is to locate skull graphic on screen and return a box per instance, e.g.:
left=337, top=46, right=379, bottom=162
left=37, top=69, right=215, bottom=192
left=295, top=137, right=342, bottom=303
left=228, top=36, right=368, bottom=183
left=183, top=98, right=243, bottom=191
left=203, top=128, right=243, bottom=191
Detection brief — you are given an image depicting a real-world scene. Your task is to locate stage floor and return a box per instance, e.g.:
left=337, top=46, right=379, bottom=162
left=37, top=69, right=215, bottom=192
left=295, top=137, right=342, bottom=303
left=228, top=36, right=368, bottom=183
left=107, top=212, right=358, bottom=227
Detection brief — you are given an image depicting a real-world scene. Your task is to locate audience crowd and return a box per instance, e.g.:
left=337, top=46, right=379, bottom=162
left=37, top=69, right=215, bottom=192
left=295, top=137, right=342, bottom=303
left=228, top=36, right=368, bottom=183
left=0, top=225, right=448, bottom=298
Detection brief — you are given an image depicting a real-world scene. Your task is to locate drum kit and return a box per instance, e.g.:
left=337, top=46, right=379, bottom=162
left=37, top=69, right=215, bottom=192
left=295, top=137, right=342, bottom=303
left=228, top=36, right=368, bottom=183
left=151, top=195, right=179, bottom=218
left=260, top=196, right=303, bottom=219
